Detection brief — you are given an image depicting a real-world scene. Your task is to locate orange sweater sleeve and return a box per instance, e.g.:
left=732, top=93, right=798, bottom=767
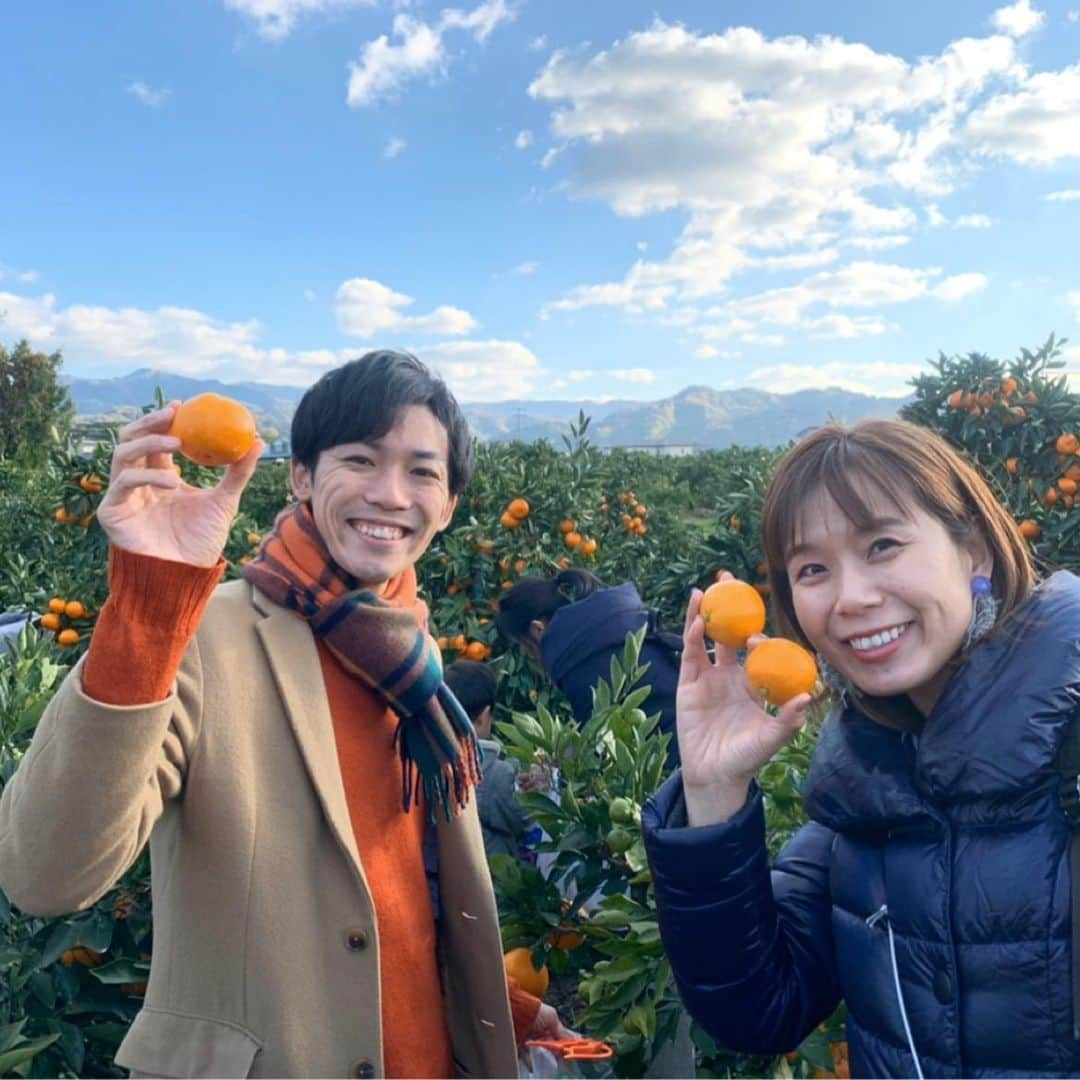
left=508, top=977, right=543, bottom=1044
left=81, top=547, right=225, bottom=706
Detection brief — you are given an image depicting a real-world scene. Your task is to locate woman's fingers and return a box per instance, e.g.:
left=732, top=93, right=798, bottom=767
left=776, top=693, right=812, bottom=734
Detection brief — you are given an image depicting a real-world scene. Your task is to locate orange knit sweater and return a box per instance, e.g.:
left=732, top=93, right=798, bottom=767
left=82, top=547, right=539, bottom=1078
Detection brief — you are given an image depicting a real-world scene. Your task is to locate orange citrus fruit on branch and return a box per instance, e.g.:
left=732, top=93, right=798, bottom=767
left=700, top=579, right=766, bottom=649
left=503, top=947, right=550, bottom=998
left=746, top=638, right=818, bottom=707
left=507, top=498, right=530, bottom=520
left=170, top=393, right=257, bottom=467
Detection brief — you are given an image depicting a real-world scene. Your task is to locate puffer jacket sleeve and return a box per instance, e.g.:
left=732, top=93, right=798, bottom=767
left=643, top=771, right=841, bottom=1054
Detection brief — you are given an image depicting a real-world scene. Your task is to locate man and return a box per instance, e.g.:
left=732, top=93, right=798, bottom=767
left=443, top=659, right=530, bottom=862
left=0, top=351, right=565, bottom=1078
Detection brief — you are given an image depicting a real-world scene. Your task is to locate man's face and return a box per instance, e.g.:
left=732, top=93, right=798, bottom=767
left=290, top=404, right=458, bottom=593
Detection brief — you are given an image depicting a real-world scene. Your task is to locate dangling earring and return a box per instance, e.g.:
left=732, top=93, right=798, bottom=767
left=961, top=574, right=999, bottom=651
left=817, top=655, right=858, bottom=706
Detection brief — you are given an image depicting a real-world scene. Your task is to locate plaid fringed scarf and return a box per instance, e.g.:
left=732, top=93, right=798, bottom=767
left=243, top=502, right=480, bottom=823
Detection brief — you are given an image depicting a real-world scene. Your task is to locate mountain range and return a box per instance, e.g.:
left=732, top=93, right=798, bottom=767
left=63, top=368, right=908, bottom=451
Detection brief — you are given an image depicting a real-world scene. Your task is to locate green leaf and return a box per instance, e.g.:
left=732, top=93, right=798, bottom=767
left=89, top=957, right=150, bottom=984
left=37, top=921, right=81, bottom=969
left=0, top=1022, right=28, bottom=1056
left=0, top=1035, right=60, bottom=1074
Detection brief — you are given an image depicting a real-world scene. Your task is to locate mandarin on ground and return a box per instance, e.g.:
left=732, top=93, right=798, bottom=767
left=746, top=638, right=818, bottom=707
left=503, top=947, right=549, bottom=998
left=700, top=579, right=766, bottom=649
left=170, top=393, right=257, bottom=467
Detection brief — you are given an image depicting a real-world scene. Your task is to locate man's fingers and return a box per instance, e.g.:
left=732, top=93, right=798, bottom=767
left=111, top=434, right=182, bottom=477
left=118, top=402, right=180, bottom=443
left=216, top=439, right=265, bottom=499
left=104, top=468, right=182, bottom=498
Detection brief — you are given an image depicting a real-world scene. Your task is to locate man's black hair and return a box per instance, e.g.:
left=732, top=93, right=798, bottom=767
left=290, top=350, right=474, bottom=494
left=443, top=659, right=497, bottom=723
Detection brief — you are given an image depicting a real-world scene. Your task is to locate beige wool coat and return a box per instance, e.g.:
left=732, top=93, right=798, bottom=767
left=0, top=580, right=519, bottom=1079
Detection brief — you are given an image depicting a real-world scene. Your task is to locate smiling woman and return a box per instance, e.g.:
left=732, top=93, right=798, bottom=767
left=644, top=417, right=1080, bottom=1080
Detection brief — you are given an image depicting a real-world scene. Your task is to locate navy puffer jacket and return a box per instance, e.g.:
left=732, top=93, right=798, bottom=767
left=541, top=582, right=680, bottom=764
left=644, top=571, right=1080, bottom=1077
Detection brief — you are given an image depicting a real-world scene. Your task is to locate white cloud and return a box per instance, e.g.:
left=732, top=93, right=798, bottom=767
left=347, top=1, right=514, bottom=107
left=566, top=369, right=594, bottom=381
left=0, top=288, right=355, bottom=384
left=515, top=130, right=534, bottom=150
left=224, top=0, right=374, bottom=41
left=926, top=204, right=948, bottom=227
left=512, top=260, right=539, bottom=275
left=0, top=264, right=39, bottom=284
left=127, top=81, right=170, bottom=107
left=1067, top=290, right=1080, bottom=320
left=382, top=136, right=407, bottom=159
left=745, top=360, right=924, bottom=396
left=0, top=286, right=528, bottom=393
left=528, top=18, right=1076, bottom=326
left=441, top=0, right=512, bottom=43
left=691, top=261, right=986, bottom=342
left=529, top=35, right=547, bottom=51
left=694, top=345, right=719, bottom=359
left=335, top=277, right=476, bottom=337
left=965, top=65, right=1080, bottom=164
left=990, top=0, right=1045, bottom=37
left=422, top=339, right=541, bottom=400
left=1045, top=189, right=1080, bottom=202
left=610, top=367, right=657, bottom=383
left=954, top=213, right=994, bottom=228
left=303, top=288, right=317, bottom=302
left=1069, top=10, right=1080, bottom=21
left=933, top=272, right=989, bottom=301
left=847, top=234, right=912, bottom=250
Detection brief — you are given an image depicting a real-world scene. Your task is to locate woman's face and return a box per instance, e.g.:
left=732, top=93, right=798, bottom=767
left=786, top=485, right=992, bottom=716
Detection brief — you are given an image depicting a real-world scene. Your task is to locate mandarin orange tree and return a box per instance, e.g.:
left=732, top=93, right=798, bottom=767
left=903, top=333, right=1080, bottom=573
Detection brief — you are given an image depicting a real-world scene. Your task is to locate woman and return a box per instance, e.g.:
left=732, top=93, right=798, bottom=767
left=497, top=568, right=681, bottom=765
left=643, top=417, right=1080, bottom=1077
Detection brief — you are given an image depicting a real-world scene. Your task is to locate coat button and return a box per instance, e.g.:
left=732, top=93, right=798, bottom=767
left=351, top=1061, right=375, bottom=1079
left=345, top=929, right=368, bottom=952
left=933, top=969, right=953, bottom=1004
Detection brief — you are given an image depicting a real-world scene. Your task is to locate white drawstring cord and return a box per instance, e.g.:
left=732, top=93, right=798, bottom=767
left=867, top=904, right=924, bottom=1080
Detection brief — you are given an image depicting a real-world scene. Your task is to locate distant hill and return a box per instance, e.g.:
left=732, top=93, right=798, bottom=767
left=64, top=369, right=907, bottom=451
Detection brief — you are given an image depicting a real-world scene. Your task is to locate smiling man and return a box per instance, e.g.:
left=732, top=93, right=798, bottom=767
left=0, top=351, right=564, bottom=1078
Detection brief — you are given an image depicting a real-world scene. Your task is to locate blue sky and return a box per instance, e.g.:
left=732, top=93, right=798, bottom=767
left=2, top=0, right=1079, bottom=402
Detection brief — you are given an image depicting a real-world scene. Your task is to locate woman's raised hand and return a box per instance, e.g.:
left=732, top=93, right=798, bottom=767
left=96, top=403, right=264, bottom=568
left=677, top=573, right=811, bottom=826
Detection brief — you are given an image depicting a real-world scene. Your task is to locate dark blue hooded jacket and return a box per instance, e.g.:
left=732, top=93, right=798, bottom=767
left=540, top=582, right=680, bottom=764
left=643, top=571, right=1080, bottom=1077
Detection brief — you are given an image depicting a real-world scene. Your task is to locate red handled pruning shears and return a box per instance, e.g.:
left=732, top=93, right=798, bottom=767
left=525, top=1037, right=614, bottom=1061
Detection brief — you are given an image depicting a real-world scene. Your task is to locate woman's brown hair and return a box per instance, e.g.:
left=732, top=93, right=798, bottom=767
left=760, top=418, right=1036, bottom=651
